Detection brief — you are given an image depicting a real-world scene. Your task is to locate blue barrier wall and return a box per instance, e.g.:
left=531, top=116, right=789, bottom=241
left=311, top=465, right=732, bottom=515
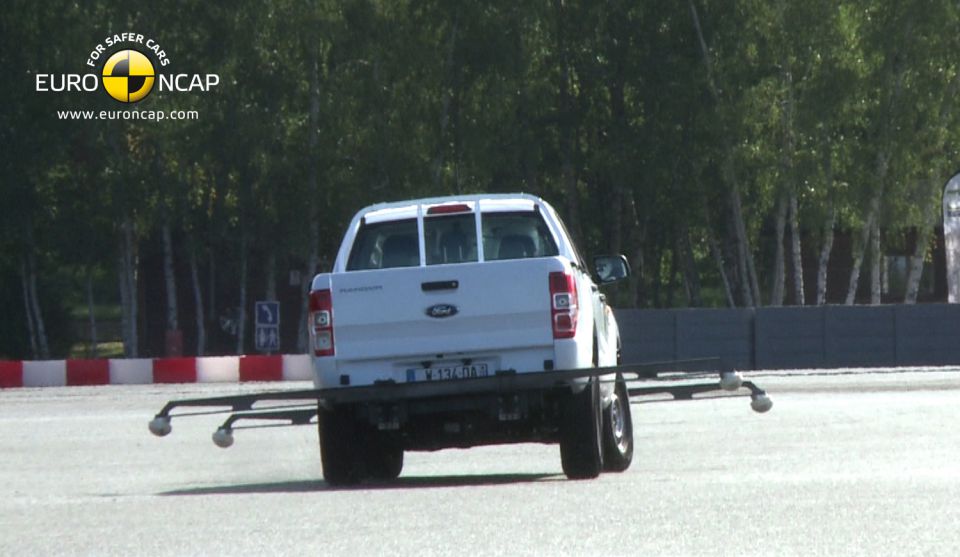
left=614, top=304, right=960, bottom=370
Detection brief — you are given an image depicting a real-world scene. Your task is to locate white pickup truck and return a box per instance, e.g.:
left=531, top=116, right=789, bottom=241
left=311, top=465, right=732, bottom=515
left=149, top=194, right=772, bottom=485
left=307, top=194, right=634, bottom=483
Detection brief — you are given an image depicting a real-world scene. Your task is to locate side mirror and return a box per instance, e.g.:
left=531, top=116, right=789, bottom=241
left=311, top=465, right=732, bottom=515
left=593, top=255, right=630, bottom=284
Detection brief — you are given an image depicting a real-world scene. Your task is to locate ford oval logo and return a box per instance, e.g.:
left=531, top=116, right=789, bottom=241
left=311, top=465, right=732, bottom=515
left=426, top=304, right=458, bottom=319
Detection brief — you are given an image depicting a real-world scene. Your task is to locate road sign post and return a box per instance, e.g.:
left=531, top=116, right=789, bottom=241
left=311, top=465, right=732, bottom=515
left=254, top=301, right=280, bottom=353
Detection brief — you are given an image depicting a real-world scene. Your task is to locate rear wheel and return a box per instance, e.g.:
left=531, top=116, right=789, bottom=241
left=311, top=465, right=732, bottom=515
left=366, top=437, right=404, bottom=481
left=602, top=377, right=634, bottom=472
left=559, top=377, right=603, bottom=479
left=318, top=405, right=363, bottom=486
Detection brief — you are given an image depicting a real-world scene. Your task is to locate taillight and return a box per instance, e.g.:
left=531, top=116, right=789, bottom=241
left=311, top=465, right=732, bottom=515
left=549, top=271, right=578, bottom=339
left=309, top=289, right=335, bottom=356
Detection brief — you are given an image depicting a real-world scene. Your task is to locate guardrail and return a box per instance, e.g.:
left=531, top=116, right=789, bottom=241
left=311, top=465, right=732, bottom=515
left=614, top=304, right=960, bottom=370
left=5, top=304, right=958, bottom=388
left=0, top=355, right=313, bottom=389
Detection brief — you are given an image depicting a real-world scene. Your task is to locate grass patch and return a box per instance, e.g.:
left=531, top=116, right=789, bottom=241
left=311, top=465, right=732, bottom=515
left=68, top=304, right=123, bottom=321
left=68, top=341, right=125, bottom=359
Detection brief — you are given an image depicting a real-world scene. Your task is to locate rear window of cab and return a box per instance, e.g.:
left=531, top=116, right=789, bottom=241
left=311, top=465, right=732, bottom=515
left=346, top=211, right=558, bottom=271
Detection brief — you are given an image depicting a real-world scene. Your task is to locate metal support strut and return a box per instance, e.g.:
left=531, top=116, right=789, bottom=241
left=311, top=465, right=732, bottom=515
left=148, top=358, right=772, bottom=448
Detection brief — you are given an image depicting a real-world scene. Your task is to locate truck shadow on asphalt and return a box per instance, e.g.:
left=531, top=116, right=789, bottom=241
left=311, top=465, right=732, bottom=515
left=159, top=473, right=564, bottom=496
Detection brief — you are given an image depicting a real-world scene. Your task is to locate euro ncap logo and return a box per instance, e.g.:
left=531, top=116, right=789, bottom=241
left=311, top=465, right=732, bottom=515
left=102, top=49, right=155, bottom=103
left=34, top=32, right=220, bottom=106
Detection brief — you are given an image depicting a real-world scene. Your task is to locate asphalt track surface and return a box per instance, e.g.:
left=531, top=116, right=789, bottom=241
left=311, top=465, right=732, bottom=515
left=2, top=369, right=958, bottom=556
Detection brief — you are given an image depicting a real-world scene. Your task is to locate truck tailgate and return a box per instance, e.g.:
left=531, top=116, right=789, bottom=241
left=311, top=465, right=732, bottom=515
left=331, top=258, right=563, bottom=362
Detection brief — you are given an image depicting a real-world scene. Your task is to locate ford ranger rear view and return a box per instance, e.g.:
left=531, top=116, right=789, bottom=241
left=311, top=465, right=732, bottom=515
left=307, top=194, right=634, bottom=483
left=148, top=194, right=772, bottom=484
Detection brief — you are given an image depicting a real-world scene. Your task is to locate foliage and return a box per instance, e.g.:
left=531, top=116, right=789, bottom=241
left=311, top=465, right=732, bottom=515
left=1, top=0, right=957, bottom=357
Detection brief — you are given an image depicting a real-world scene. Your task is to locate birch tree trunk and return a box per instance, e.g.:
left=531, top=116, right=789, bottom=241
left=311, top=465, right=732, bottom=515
left=665, top=247, right=679, bottom=308
left=701, top=193, right=736, bottom=308
left=86, top=267, right=98, bottom=358
left=430, top=14, right=458, bottom=190
left=298, top=45, right=322, bottom=353
left=20, top=257, right=38, bottom=359
left=816, top=206, right=836, bottom=306
left=844, top=202, right=876, bottom=305
left=711, top=234, right=736, bottom=308
left=649, top=242, right=664, bottom=307
left=610, top=186, right=623, bottom=257
left=678, top=224, right=703, bottom=307
left=235, top=231, right=248, bottom=355
left=371, top=59, right=391, bottom=195
left=189, top=250, right=206, bottom=356
left=689, top=0, right=758, bottom=306
left=731, top=184, right=757, bottom=306
left=869, top=216, right=881, bottom=305
left=776, top=0, right=804, bottom=306
left=624, top=192, right=645, bottom=308
left=903, top=224, right=930, bottom=304
left=904, top=74, right=960, bottom=303
left=608, top=78, right=627, bottom=258
left=27, top=254, right=49, bottom=359
left=846, top=21, right=908, bottom=305
left=559, top=101, right=581, bottom=244
left=770, top=193, right=787, bottom=306
left=21, top=225, right=50, bottom=359
left=125, top=219, right=139, bottom=357
left=789, top=193, right=805, bottom=305
left=161, top=222, right=179, bottom=332
left=265, top=251, right=277, bottom=302
left=117, top=254, right=130, bottom=357
left=207, top=257, right=216, bottom=325
left=554, top=0, right=584, bottom=247
left=299, top=222, right=320, bottom=352
left=118, top=218, right=138, bottom=357
left=236, top=231, right=249, bottom=355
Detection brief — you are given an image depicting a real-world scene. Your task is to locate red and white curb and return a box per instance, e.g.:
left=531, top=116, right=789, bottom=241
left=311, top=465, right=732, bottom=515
left=0, top=355, right=312, bottom=389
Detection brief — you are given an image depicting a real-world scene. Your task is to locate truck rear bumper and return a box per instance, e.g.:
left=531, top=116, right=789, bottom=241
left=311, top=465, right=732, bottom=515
left=351, top=387, right=566, bottom=450
left=312, top=346, right=556, bottom=390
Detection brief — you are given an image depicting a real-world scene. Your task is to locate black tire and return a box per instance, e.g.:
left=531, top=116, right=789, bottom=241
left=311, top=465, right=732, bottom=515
left=366, top=437, right=404, bottom=481
left=602, top=378, right=634, bottom=472
left=318, top=405, right=363, bottom=486
left=559, top=377, right=603, bottom=479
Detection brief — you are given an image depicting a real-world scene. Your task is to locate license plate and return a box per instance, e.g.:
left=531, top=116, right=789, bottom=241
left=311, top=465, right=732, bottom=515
left=406, top=363, right=489, bottom=382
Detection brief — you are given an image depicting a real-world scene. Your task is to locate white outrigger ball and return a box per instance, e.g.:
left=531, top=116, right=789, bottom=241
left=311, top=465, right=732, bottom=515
left=212, top=428, right=234, bottom=448
left=751, top=394, right=773, bottom=413
left=719, top=371, right=743, bottom=392
left=149, top=416, right=172, bottom=437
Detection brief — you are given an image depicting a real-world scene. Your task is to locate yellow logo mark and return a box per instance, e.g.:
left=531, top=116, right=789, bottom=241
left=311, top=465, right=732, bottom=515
left=102, top=50, right=155, bottom=103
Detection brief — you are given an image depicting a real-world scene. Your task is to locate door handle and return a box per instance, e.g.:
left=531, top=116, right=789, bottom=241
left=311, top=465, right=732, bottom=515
left=422, top=280, right=459, bottom=292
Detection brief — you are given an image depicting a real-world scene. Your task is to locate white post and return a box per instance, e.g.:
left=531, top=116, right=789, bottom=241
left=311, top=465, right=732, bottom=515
left=944, top=174, right=960, bottom=303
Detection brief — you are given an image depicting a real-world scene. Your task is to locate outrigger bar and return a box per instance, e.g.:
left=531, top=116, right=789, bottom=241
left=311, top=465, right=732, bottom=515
left=148, top=357, right=772, bottom=448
